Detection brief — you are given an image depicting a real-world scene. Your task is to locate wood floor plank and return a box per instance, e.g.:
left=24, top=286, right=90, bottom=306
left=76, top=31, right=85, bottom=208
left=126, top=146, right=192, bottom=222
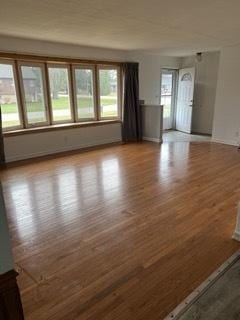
left=1, top=141, right=240, bottom=319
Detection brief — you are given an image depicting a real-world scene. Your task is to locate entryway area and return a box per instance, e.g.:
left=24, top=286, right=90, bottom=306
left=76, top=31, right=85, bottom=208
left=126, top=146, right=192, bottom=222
left=161, top=60, right=215, bottom=141
left=163, top=130, right=211, bottom=143
left=161, top=67, right=195, bottom=134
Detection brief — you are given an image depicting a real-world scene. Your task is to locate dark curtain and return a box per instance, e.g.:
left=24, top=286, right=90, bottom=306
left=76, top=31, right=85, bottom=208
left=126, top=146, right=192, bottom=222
left=122, top=62, right=142, bottom=142
left=0, top=106, right=5, bottom=165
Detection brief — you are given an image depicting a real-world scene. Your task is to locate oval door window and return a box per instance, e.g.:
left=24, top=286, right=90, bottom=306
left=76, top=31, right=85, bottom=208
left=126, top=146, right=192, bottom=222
left=181, top=73, right=192, bottom=81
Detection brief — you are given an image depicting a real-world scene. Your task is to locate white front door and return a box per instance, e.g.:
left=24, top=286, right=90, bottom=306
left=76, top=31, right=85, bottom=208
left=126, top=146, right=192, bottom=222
left=176, top=67, right=195, bottom=133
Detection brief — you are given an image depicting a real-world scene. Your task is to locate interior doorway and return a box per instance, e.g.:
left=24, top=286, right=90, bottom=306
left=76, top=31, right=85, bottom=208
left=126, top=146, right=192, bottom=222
left=160, top=69, right=177, bottom=130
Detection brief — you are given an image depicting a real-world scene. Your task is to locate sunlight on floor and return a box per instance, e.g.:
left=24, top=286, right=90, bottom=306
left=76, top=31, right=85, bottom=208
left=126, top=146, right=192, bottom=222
left=163, top=130, right=212, bottom=142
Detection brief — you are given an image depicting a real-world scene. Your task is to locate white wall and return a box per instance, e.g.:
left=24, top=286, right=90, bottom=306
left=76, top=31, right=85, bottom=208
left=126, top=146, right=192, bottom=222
left=0, top=184, right=14, bottom=275
left=4, top=123, right=121, bottom=162
left=128, top=52, right=181, bottom=104
left=127, top=53, right=180, bottom=140
left=0, top=37, right=182, bottom=161
left=213, top=45, right=240, bottom=145
left=181, top=52, right=220, bottom=135
left=0, top=35, right=127, bottom=161
left=142, top=105, right=163, bottom=142
left=0, top=35, right=128, bottom=61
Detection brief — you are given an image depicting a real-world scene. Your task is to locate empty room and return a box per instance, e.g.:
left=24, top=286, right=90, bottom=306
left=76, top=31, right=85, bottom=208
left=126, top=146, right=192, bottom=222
left=1, top=1, right=240, bottom=319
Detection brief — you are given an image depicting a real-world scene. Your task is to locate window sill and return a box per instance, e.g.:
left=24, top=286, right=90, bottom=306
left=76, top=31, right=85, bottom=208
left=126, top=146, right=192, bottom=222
left=3, top=119, right=122, bottom=137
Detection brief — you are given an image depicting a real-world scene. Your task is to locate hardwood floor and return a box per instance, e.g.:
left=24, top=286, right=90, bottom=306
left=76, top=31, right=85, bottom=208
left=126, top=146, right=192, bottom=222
left=1, top=141, right=240, bottom=320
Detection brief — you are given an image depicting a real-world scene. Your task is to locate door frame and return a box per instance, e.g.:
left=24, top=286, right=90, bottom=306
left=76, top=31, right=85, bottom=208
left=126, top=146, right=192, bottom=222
left=160, top=68, right=178, bottom=130
left=175, top=67, right=195, bottom=134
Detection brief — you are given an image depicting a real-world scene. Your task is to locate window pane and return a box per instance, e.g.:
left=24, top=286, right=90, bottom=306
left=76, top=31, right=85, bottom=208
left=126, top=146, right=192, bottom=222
left=99, top=69, right=118, bottom=118
left=161, top=96, right=172, bottom=118
left=0, top=63, right=21, bottom=128
left=161, top=73, right=173, bottom=119
left=161, top=73, right=172, bottom=95
left=21, top=65, right=47, bottom=124
left=48, top=67, right=72, bottom=122
left=74, top=68, right=95, bottom=119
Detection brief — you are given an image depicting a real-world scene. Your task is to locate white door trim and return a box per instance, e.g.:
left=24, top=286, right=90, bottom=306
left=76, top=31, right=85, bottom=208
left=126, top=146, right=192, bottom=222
left=175, top=67, right=195, bottom=134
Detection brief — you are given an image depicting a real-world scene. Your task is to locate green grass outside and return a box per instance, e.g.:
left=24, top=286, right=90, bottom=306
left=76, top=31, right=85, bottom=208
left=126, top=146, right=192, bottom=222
left=1, top=96, right=117, bottom=113
left=163, top=104, right=171, bottom=118
left=2, top=96, right=118, bottom=128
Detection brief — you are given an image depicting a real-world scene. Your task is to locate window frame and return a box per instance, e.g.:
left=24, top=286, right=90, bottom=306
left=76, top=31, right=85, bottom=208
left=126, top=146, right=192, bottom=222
left=160, top=68, right=178, bottom=130
left=47, top=63, right=74, bottom=124
left=0, top=53, right=122, bottom=134
left=97, top=65, right=121, bottom=121
left=72, top=64, right=97, bottom=122
left=18, top=61, right=50, bottom=128
left=0, top=59, right=23, bottom=131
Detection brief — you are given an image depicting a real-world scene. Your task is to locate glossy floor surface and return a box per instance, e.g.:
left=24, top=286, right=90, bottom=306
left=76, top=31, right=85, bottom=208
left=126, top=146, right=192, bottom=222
left=163, top=130, right=212, bottom=142
left=1, top=141, right=240, bottom=320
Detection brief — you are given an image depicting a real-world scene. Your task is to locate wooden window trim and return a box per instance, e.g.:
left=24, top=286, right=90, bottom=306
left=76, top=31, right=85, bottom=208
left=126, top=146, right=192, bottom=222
left=97, top=65, right=122, bottom=121
left=95, top=64, right=101, bottom=121
left=3, top=119, right=122, bottom=137
left=0, top=59, right=23, bottom=131
left=44, top=62, right=53, bottom=124
left=17, top=61, right=50, bottom=128
left=72, top=64, right=97, bottom=122
left=0, top=51, right=122, bottom=67
left=0, top=52, right=123, bottom=133
left=47, top=63, right=75, bottom=124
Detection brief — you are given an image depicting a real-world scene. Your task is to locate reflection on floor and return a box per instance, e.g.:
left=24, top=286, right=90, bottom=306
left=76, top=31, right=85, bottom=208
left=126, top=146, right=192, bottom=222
left=1, top=141, right=239, bottom=320
left=163, top=130, right=212, bottom=142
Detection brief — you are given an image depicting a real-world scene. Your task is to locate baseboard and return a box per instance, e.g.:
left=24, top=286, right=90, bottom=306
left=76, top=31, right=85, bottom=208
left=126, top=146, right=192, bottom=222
left=5, top=138, right=122, bottom=163
left=211, top=138, right=239, bottom=147
left=191, top=131, right=212, bottom=137
left=142, top=136, right=162, bottom=143
left=232, top=231, right=240, bottom=241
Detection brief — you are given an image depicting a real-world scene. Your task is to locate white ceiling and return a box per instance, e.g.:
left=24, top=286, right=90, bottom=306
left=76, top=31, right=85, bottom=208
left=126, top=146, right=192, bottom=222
left=1, top=0, right=240, bottom=56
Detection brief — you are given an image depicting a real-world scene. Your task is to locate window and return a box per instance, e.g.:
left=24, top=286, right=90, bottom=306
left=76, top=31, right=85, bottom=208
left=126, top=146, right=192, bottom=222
left=0, top=62, right=21, bottom=130
left=181, top=73, right=192, bottom=81
left=48, top=65, right=72, bottom=122
left=160, top=69, right=177, bottom=130
left=161, top=72, right=173, bottom=119
left=98, top=67, right=120, bottom=119
left=19, top=63, right=49, bottom=126
left=0, top=55, right=121, bottom=133
left=73, top=66, right=96, bottom=120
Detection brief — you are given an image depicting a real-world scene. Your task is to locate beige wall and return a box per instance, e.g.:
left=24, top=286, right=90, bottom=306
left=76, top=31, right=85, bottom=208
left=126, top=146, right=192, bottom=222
left=181, top=52, right=220, bottom=135
left=0, top=35, right=126, bottom=162
left=142, top=105, right=163, bottom=142
left=0, top=36, right=182, bottom=161
left=4, top=123, right=122, bottom=162
left=212, top=45, right=240, bottom=145
left=0, top=35, right=128, bottom=61
left=128, top=52, right=181, bottom=104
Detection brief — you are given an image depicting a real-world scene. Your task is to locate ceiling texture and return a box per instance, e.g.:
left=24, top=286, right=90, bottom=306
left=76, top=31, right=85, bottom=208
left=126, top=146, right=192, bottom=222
left=1, top=0, right=240, bottom=56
